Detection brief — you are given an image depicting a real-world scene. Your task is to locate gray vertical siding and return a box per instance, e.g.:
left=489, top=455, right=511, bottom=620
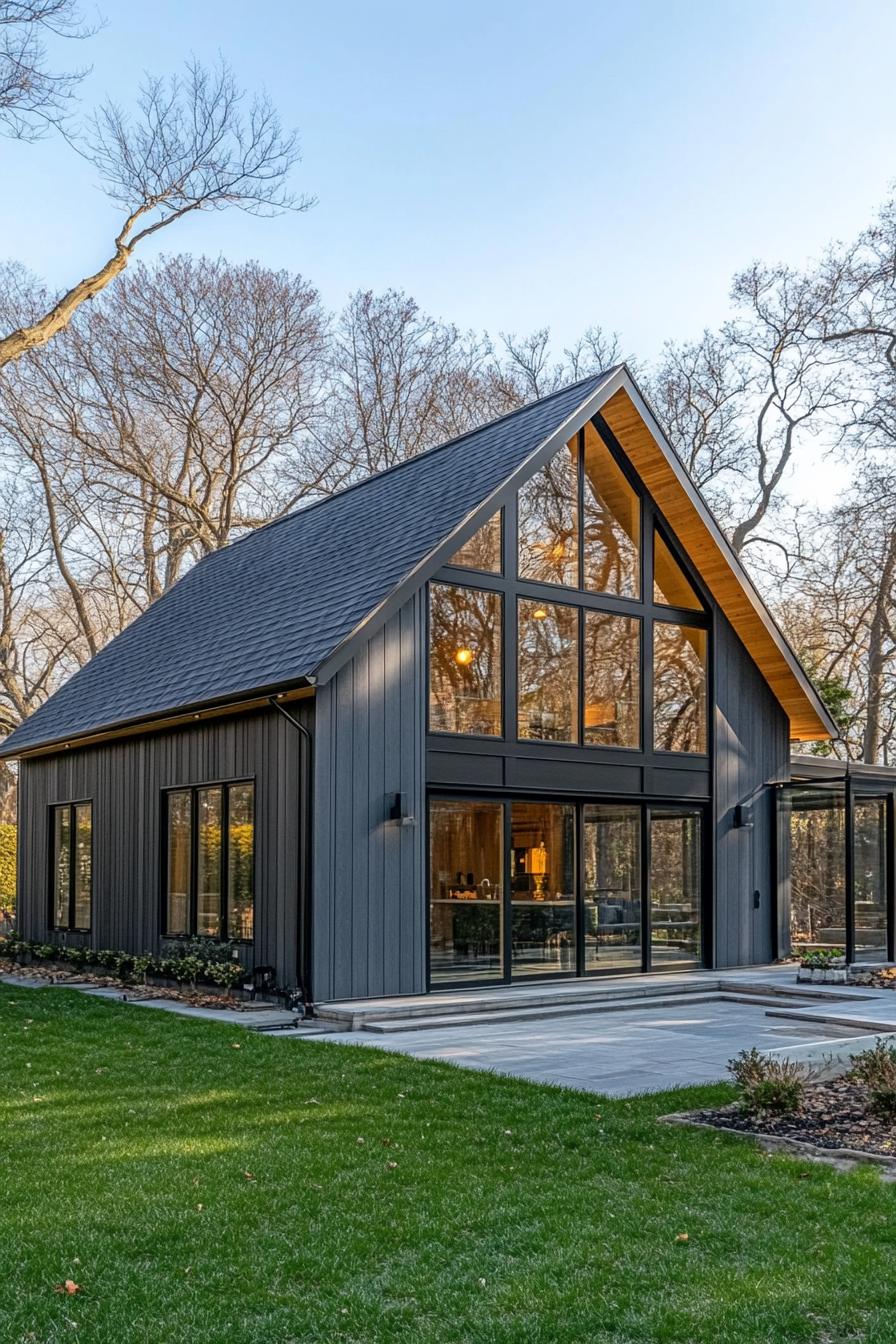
left=15, top=705, right=307, bottom=985
left=312, top=593, right=426, bottom=1001
left=714, top=612, right=791, bottom=968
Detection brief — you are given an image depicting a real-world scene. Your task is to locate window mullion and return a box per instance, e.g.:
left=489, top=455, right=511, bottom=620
left=221, top=786, right=230, bottom=942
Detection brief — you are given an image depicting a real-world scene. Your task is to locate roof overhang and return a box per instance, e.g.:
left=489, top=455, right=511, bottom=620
left=1, top=682, right=315, bottom=761
left=596, top=377, right=835, bottom=742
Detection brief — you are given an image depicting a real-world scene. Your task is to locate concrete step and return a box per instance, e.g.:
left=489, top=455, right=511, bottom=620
left=765, top=1006, right=896, bottom=1035
left=316, top=975, right=868, bottom=1033
left=356, top=989, right=834, bottom=1035
left=316, top=976, right=724, bottom=1031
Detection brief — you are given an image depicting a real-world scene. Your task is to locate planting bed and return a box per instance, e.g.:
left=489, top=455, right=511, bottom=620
left=0, top=958, right=254, bottom=1011
left=677, top=1079, right=896, bottom=1160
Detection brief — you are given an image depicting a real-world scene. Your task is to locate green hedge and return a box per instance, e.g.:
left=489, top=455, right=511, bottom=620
left=0, top=933, right=246, bottom=991
left=0, top=822, right=15, bottom=915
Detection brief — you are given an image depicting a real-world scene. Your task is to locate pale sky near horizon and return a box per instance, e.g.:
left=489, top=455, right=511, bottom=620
left=2, top=0, right=895, bottom=502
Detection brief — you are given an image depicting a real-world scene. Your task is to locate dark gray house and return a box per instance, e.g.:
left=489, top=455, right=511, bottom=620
left=1, top=366, right=841, bottom=1005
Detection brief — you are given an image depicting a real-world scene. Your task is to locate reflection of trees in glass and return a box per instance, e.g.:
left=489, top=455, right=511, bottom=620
left=517, top=600, right=578, bottom=742
left=583, top=806, right=641, bottom=963
left=167, top=792, right=192, bottom=935
left=653, top=623, right=707, bottom=752
left=429, top=582, right=502, bottom=735
left=197, top=788, right=223, bottom=938
left=584, top=613, right=640, bottom=746
left=787, top=790, right=845, bottom=949
left=518, top=444, right=578, bottom=586
left=73, top=805, right=92, bottom=929
left=447, top=512, right=502, bottom=573
left=228, top=784, right=255, bottom=941
left=582, top=424, right=640, bottom=596
left=650, top=810, right=701, bottom=962
left=54, top=807, right=71, bottom=927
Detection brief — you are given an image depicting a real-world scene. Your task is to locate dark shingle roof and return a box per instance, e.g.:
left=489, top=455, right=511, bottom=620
left=2, top=372, right=614, bottom=755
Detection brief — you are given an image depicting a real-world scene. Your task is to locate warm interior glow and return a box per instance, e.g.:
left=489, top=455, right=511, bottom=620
left=532, top=607, right=548, bottom=620
left=454, top=646, right=475, bottom=666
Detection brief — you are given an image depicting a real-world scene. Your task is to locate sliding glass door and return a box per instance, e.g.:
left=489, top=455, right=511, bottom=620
left=429, top=796, right=705, bottom=986
left=649, top=807, right=703, bottom=967
left=583, top=805, right=642, bottom=971
left=510, top=801, right=576, bottom=977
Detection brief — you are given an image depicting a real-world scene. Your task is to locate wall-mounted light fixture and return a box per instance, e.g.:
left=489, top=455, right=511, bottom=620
left=388, top=793, right=417, bottom=827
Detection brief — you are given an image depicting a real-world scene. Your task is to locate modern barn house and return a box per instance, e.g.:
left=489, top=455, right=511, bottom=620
left=10, top=361, right=886, bottom=1008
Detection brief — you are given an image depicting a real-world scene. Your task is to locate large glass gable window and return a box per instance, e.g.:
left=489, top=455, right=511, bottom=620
left=429, top=582, right=503, bottom=737
left=164, top=782, right=255, bottom=940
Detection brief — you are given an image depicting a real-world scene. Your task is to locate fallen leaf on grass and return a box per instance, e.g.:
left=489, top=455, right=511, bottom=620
left=54, top=1281, right=80, bottom=1295
left=386, top=1161, right=398, bottom=1170
left=229, top=1042, right=241, bottom=1049
left=675, top=1233, right=689, bottom=1243
left=243, top=1171, right=255, bottom=1181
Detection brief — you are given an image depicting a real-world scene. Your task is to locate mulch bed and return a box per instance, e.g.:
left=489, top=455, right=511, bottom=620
left=683, top=1079, right=896, bottom=1159
left=0, top=957, right=253, bottom=1011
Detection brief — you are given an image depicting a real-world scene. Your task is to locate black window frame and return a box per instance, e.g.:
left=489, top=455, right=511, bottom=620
left=48, top=799, right=93, bottom=933
left=428, top=415, right=712, bottom=761
left=161, top=778, right=256, bottom=943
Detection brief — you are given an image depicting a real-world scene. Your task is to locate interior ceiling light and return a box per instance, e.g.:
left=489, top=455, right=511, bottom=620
left=532, top=607, right=548, bottom=620
left=454, top=647, right=475, bottom=666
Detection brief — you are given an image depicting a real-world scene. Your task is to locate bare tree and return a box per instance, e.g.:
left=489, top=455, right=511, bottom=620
left=652, top=263, right=853, bottom=558
left=497, top=325, right=623, bottom=404
left=0, top=59, right=309, bottom=369
left=0, top=0, right=92, bottom=138
left=0, top=254, right=332, bottom=658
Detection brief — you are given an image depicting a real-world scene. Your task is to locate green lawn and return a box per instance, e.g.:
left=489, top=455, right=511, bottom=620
left=3, top=986, right=896, bottom=1344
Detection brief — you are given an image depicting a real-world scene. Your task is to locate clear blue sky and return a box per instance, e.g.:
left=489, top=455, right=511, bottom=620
left=3, top=0, right=896, bottom=361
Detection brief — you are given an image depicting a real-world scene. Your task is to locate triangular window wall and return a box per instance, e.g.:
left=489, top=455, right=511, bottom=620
left=653, top=529, right=702, bottom=611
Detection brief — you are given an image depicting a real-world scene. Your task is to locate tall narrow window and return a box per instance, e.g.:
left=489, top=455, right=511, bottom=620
left=51, top=801, right=92, bottom=931
left=166, top=791, right=192, bottom=937
left=228, top=783, right=255, bottom=941
left=582, top=422, right=640, bottom=596
left=584, top=612, right=640, bottom=748
left=164, top=783, right=255, bottom=940
left=197, top=787, right=223, bottom=938
left=653, top=622, right=707, bottom=753
left=654, top=529, right=701, bottom=610
left=446, top=511, right=502, bottom=573
left=518, top=599, right=579, bottom=742
left=429, top=581, right=503, bottom=737
left=518, top=441, right=578, bottom=586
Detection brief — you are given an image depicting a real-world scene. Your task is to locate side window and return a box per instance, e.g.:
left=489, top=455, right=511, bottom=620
left=163, top=782, right=255, bottom=940
left=51, top=802, right=92, bottom=931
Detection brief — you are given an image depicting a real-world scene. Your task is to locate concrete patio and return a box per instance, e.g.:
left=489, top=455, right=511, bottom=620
left=307, top=965, right=896, bottom=1095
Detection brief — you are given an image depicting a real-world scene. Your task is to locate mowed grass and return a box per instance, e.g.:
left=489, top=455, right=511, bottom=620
left=3, top=987, right=896, bottom=1344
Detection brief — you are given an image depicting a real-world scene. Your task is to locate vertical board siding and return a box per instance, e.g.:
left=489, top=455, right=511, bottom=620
left=15, top=705, right=308, bottom=986
left=714, top=613, right=790, bottom=967
left=312, top=593, right=426, bottom=1002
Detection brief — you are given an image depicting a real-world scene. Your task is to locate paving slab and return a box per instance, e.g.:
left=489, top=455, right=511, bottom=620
left=309, top=998, right=861, bottom=1096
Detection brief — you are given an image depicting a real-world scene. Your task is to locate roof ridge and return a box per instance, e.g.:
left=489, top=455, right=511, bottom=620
left=221, top=368, right=616, bottom=555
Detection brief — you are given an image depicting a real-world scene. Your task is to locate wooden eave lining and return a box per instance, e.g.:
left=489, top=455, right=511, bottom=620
left=600, top=387, right=831, bottom=742
left=6, top=685, right=316, bottom=761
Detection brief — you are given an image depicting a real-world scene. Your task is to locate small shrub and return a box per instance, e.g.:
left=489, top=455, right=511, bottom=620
left=868, top=1088, right=896, bottom=1122
left=34, top=943, right=57, bottom=960
left=848, top=1039, right=896, bottom=1089
left=728, top=1047, right=806, bottom=1115
left=206, top=960, right=244, bottom=995
left=800, top=947, right=846, bottom=969
left=131, top=953, right=153, bottom=984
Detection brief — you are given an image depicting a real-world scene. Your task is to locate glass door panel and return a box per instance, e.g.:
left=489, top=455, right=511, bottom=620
left=510, top=801, right=576, bottom=976
left=649, top=808, right=702, bottom=967
left=430, top=800, right=504, bottom=983
left=583, top=805, right=642, bottom=971
left=854, top=796, right=889, bottom=962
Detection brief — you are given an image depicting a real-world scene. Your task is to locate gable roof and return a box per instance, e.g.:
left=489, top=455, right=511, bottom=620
left=0, top=364, right=835, bottom=758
